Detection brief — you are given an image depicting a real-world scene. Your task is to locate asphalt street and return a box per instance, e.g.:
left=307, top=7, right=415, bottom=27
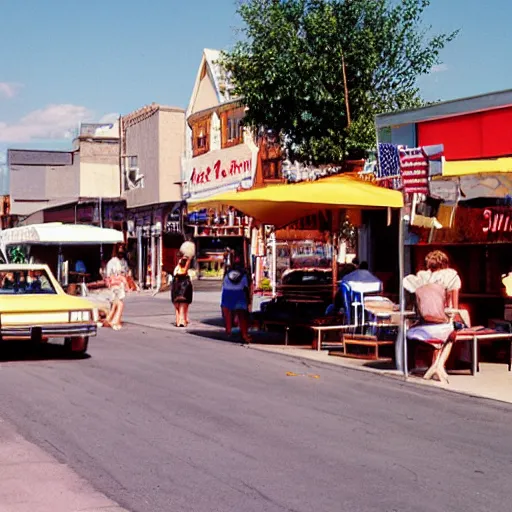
left=0, top=293, right=511, bottom=512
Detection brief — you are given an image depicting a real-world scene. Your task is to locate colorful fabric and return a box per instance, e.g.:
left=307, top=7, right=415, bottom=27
left=399, top=147, right=429, bottom=195
left=423, top=144, right=444, bottom=177
left=377, top=143, right=401, bottom=179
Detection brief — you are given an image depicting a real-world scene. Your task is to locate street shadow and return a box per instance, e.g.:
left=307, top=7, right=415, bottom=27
left=0, top=341, right=91, bottom=363
left=363, top=360, right=396, bottom=371
left=198, top=317, right=225, bottom=328
left=186, top=329, right=245, bottom=344
left=187, top=327, right=301, bottom=346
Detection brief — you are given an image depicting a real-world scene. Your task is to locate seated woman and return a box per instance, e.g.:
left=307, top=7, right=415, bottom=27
left=403, top=250, right=462, bottom=382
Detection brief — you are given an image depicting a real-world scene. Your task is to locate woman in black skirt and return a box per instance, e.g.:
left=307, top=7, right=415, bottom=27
left=171, top=255, right=193, bottom=327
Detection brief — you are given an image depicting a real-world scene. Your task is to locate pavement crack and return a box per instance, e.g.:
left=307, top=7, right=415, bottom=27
left=393, top=462, right=419, bottom=483
left=241, top=481, right=301, bottom=512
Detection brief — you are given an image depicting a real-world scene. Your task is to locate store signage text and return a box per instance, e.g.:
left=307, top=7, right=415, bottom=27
left=190, top=158, right=252, bottom=187
left=482, top=208, right=512, bottom=234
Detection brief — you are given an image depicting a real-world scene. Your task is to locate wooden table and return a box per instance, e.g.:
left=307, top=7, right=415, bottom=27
left=422, top=329, right=512, bottom=383
left=453, top=330, right=512, bottom=375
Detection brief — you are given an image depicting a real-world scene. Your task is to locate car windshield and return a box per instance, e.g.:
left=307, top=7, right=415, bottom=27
left=0, top=269, right=56, bottom=295
left=282, top=270, right=332, bottom=285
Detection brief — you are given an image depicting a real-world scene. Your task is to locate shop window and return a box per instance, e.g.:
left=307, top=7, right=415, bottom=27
left=192, top=118, right=210, bottom=157
left=221, top=108, right=245, bottom=148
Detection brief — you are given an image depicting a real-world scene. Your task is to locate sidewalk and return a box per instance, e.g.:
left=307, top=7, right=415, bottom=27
left=0, top=419, right=128, bottom=512
left=123, top=292, right=512, bottom=405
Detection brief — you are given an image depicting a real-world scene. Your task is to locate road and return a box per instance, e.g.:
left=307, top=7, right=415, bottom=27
left=0, top=293, right=511, bottom=512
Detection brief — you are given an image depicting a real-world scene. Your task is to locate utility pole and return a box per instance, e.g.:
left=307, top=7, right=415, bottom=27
left=341, top=50, right=351, bottom=128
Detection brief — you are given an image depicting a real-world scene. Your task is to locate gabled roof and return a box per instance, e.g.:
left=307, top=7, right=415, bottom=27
left=186, top=48, right=238, bottom=117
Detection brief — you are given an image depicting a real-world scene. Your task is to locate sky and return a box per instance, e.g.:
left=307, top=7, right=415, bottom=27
left=0, top=0, right=511, bottom=170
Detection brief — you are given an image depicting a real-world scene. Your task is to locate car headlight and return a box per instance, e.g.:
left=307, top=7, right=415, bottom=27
left=92, top=308, right=99, bottom=322
left=69, top=311, right=91, bottom=322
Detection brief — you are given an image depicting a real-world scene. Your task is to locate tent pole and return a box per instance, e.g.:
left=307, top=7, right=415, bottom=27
left=398, top=208, right=408, bottom=377
left=270, top=232, right=277, bottom=298
left=57, top=245, right=63, bottom=283
left=331, top=209, right=341, bottom=302
left=332, top=232, right=338, bottom=302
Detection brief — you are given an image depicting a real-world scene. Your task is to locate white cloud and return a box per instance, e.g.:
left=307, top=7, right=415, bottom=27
left=0, top=82, right=23, bottom=99
left=0, top=104, right=94, bottom=143
left=431, top=64, right=448, bottom=74
left=99, top=112, right=120, bottom=123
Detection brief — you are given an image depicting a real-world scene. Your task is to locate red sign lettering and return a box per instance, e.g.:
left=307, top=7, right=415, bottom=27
left=482, top=208, right=512, bottom=234
left=190, top=157, right=252, bottom=188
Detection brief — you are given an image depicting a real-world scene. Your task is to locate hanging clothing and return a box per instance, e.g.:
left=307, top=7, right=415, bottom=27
left=423, top=144, right=445, bottom=178
left=399, top=147, right=429, bottom=195
left=377, top=143, right=401, bottom=180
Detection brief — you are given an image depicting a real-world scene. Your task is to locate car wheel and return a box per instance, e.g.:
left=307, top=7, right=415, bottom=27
left=64, top=336, right=89, bottom=357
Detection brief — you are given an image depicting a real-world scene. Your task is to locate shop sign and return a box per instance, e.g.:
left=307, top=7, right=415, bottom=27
left=183, top=145, right=258, bottom=200
left=482, top=208, right=512, bottom=235
left=410, top=206, right=512, bottom=244
left=190, top=158, right=251, bottom=187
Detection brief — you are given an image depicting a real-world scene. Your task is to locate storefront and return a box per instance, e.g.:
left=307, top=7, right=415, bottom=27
left=126, top=203, right=184, bottom=289
left=406, top=203, right=512, bottom=326
left=375, top=89, right=512, bottom=372
left=182, top=110, right=261, bottom=277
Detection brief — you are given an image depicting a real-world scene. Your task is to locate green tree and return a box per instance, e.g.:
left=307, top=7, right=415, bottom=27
left=222, top=0, right=457, bottom=164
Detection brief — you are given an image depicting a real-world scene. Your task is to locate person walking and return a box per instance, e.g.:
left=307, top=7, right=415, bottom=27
left=171, top=254, right=193, bottom=327
left=104, top=247, right=128, bottom=330
left=221, top=255, right=252, bottom=343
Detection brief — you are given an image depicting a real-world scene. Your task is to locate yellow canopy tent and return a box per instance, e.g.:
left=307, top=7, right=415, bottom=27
left=189, top=174, right=403, bottom=227
left=189, top=173, right=403, bottom=306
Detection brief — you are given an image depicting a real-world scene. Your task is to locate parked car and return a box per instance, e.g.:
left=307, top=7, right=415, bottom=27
left=0, top=264, right=99, bottom=356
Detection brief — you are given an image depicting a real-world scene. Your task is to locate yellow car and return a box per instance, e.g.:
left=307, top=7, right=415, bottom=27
left=0, top=264, right=99, bottom=356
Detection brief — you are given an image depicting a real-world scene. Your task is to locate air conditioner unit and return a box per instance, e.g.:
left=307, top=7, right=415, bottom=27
left=124, top=165, right=145, bottom=190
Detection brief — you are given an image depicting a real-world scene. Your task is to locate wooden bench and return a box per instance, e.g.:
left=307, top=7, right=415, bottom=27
left=331, top=334, right=394, bottom=360
left=310, top=325, right=358, bottom=352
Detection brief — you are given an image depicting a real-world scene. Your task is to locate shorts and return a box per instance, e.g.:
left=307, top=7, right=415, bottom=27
left=111, top=286, right=126, bottom=302
left=221, top=288, right=248, bottom=311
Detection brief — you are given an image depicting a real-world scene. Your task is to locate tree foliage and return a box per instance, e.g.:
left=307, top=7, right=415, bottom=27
left=222, top=0, right=458, bottom=164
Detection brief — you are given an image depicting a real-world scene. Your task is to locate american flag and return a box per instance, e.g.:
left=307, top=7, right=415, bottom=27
left=399, top=147, right=429, bottom=194
left=377, top=143, right=400, bottom=179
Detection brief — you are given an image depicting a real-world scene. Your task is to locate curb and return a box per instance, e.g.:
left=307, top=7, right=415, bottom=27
left=247, top=344, right=512, bottom=408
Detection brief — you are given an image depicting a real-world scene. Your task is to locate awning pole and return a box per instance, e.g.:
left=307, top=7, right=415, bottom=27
left=332, top=232, right=338, bottom=302
left=57, top=245, right=63, bottom=283
left=398, top=208, right=408, bottom=377
left=271, top=232, right=277, bottom=298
